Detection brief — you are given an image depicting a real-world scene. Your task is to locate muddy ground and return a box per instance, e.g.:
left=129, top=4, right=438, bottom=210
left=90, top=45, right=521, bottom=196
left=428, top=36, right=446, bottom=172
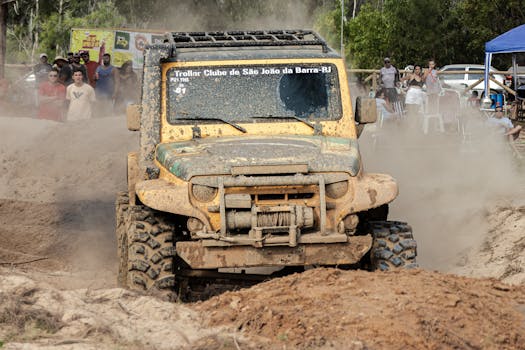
left=0, top=107, right=525, bottom=349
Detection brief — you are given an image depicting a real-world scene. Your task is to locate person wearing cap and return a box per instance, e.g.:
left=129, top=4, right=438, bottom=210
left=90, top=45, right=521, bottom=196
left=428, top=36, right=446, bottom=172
left=80, top=50, right=99, bottom=88
left=379, top=57, right=400, bottom=103
left=54, top=56, right=73, bottom=86
left=33, top=53, right=53, bottom=85
left=71, top=52, right=88, bottom=83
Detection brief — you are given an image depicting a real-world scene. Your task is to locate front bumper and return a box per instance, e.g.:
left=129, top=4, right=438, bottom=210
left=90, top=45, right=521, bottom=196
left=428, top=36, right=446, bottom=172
left=176, top=235, right=372, bottom=269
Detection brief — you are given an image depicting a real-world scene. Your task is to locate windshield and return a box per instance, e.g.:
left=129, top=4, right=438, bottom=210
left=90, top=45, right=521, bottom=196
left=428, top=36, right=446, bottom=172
left=166, top=63, right=342, bottom=124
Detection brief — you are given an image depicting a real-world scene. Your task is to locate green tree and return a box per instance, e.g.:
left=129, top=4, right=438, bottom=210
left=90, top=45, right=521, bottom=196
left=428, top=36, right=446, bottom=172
left=455, top=0, right=525, bottom=68
left=316, top=0, right=525, bottom=69
left=41, top=1, right=126, bottom=55
left=7, top=0, right=125, bottom=62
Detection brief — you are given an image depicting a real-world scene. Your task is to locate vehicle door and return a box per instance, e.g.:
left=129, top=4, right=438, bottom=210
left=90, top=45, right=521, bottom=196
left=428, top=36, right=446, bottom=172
left=440, top=67, right=466, bottom=90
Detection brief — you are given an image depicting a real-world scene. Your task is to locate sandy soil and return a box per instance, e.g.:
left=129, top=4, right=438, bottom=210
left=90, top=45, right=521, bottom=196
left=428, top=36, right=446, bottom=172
left=1, top=111, right=525, bottom=349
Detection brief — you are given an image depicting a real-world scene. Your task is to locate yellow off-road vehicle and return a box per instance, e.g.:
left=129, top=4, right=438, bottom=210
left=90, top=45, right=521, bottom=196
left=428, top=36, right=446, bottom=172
left=116, top=30, right=417, bottom=300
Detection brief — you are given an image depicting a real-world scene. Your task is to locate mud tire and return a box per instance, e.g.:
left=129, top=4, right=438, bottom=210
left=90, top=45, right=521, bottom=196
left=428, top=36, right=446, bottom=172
left=115, top=191, right=129, bottom=287
left=370, top=221, right=418, bottom=271
left=116, top=193, right=177, bottom=294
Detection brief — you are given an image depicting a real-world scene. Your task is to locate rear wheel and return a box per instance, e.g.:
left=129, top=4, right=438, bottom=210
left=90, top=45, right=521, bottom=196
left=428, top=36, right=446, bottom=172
left=369, top=221, right=418, bottom=271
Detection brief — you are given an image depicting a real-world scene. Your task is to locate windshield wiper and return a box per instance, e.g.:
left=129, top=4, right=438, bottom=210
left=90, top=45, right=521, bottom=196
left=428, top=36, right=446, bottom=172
left=175, top=116, right=247, bottom=133
left=253, top=115, right=315, bottom=130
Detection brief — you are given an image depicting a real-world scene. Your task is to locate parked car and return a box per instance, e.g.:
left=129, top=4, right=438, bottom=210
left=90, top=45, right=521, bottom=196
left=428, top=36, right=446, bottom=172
left=11, top=71, right=37, bottom=106
left=438, top=64, right=505, bottom=96
left=505, top=65, right=525, bottom=87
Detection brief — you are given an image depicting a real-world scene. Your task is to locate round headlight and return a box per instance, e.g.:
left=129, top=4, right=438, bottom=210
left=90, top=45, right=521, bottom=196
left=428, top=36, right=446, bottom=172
left=326, top=181, right=348, bottom=199
left=192, top=184, right=217, bottom=202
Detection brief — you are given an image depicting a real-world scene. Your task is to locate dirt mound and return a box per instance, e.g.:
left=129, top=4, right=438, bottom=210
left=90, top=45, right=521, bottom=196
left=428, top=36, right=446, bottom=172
left=454, top=204, right=525, bottom=284
left=0, top=270, right=231, bottom=350
left=1, top=268, right=524, bottom=350
left=196, top=268, right=525, bottom=350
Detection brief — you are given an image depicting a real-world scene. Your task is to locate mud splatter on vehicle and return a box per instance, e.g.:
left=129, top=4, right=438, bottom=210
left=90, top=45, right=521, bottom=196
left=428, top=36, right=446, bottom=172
left=118, top=30, right=417, bottom=301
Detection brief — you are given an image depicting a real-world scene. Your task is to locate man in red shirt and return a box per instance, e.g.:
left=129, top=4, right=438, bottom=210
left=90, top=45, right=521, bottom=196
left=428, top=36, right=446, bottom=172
left=38, top=68, right=66, bottom=121
left=80, top=50, right=99, bottom=88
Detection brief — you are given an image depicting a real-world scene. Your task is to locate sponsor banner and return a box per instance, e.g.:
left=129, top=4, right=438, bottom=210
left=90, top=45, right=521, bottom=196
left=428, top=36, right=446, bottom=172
left=70, top=28, right=166, bottom=69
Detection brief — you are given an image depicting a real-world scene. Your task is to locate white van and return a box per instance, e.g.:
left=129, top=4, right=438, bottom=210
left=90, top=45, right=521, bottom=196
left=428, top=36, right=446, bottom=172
left=438, top=64, right=504, bottom=95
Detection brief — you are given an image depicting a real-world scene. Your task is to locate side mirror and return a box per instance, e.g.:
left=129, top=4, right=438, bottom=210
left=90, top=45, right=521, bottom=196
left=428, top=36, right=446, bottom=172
left=127, top=104, right=140, bottom=131
left=355, top=96, right=377, bottom=124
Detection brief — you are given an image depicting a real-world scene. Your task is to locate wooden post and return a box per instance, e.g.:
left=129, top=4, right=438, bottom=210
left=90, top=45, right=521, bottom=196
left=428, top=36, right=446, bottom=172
left=0, top=1, right=8, bottom=79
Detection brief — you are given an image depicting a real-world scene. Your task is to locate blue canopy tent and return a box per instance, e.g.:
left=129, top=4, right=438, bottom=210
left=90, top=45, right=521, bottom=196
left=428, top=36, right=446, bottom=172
left=483, top=24, right=525, bottom=106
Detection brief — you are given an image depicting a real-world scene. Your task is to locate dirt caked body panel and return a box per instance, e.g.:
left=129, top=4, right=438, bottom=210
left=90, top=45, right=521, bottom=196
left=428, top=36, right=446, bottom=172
left=119, top=30, right=414, bottom=292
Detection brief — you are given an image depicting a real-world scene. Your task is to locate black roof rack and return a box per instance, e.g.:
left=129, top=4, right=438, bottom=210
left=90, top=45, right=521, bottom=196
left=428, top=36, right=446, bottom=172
left=165, top=30, right=330, bottom=53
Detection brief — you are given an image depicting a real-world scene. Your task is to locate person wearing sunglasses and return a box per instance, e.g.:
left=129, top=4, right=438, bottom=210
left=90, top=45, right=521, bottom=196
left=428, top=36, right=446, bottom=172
left=37, top=68, right=66, bottom=121
left=379, top=57, right=400, bottom=103
left=487, top=107, right=522, bottom=140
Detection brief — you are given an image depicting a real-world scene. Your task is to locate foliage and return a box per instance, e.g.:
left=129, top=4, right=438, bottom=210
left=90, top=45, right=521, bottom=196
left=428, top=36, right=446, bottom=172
left=6, top=1, right=125, bottom=63
left=345, top=3, right=388, bottom=69
left=317, top=0, right=525, bottom=69
left=3, top=0, right=525, bottom=68
left=39, top=2, right=125, bottom=57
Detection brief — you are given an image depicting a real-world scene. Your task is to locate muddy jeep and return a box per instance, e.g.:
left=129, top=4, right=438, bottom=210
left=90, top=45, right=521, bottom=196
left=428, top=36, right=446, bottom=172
left=116, top=30, right=417, bottom=299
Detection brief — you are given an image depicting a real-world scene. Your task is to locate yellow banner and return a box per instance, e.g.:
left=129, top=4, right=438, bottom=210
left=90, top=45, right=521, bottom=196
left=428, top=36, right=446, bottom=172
left=70, top=29, right=135, bottom=68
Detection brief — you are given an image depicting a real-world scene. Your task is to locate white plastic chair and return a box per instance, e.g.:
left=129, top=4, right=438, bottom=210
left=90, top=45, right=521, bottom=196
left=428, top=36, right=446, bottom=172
left=422, top=93, right=444, bottom=134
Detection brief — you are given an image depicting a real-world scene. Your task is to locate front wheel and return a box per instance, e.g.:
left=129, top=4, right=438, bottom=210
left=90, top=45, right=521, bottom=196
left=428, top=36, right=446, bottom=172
left=369, top=221, right=418, bottom=271
left=117, top=197, right=178, bottom=295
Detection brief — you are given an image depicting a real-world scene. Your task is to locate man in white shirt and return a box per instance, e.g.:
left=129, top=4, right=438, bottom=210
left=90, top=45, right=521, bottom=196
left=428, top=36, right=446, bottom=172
left=487, top=106, right=522, bottom=141
left=66, top=70, right=96, bottom=121
left=379, top=57, right=400, bottom=103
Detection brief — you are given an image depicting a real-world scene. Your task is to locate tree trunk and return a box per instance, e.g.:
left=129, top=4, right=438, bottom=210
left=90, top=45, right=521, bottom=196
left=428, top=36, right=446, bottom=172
left=0, top=2, right=7, bottom=79
left=57, top=0, right=63, bottom=55
left=32, top=0, right=39, bottom=64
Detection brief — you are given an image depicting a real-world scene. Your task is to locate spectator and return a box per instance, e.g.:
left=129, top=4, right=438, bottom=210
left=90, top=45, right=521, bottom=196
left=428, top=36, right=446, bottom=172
left=403, top=64, right=425, bottom=117
left=54, top=56, right=73, bottom=86
left=487, top=106, right=522, bottom=141
left=67, top=52, right=74, bottom=64
left=423, top=59, right=441, bottom=113
left=467, top=90, right=480, bottom=108
left=80, top=50, right=99, bottom=88
left=70, top=52, right=88, bottom=83
left=95, top=53, right=119, bottom=115
left=379, top=57, right=400, bottom=103
left=66, top=69, right=96, bottom=121
left=38, top=68, right=66, bottom=121
left=115, top=60, right=139, bottom=112
left=33, top=53, right=53, bottom=85
left=375, top=89, right=396, bottom=123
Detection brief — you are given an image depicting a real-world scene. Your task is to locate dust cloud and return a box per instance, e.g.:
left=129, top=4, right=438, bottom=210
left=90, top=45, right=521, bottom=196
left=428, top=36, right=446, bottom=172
left=358, top=108, right=525, bottom=271
left=138, top=0, right=317, bottom=32
left=0, top=106, right=137, bottom=289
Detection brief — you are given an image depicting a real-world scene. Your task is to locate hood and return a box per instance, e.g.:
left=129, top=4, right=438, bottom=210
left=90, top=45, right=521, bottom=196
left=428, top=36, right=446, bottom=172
left=156, top=136, right=360, bottom=181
